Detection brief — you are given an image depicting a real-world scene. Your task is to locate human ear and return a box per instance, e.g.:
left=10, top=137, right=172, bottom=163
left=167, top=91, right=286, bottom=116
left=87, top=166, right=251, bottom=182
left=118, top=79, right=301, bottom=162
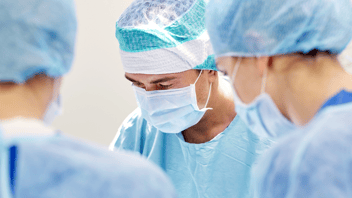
left=204, top=70, right=218, bottom=83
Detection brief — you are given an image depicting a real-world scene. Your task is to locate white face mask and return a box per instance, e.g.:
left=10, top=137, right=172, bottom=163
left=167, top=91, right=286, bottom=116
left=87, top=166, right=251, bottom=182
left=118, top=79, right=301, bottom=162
left=43, top=95, right=63, bottom=125
left=133, top=70, right=212, bottom=133
left=231, top=58, right=296, bottom=138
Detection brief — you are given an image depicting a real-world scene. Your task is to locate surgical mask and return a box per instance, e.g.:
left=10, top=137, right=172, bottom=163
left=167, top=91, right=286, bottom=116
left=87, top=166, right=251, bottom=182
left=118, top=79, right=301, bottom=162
left=43, top=95, right=63, bottom=125
left=133, top=71, right=212, bottom=133
left=230, top=58, right=297, bottom=139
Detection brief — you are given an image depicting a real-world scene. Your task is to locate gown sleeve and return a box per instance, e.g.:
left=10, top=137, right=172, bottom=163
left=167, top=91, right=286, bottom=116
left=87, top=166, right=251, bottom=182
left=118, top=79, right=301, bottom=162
left=110, top=108, right=147, bottom=154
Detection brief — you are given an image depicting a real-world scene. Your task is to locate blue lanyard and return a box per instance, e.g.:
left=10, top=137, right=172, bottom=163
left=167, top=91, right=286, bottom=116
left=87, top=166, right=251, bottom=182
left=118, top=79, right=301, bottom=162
left=0, top=128, right=18, bottom=198
left=9, top=146, right=18, bottom=196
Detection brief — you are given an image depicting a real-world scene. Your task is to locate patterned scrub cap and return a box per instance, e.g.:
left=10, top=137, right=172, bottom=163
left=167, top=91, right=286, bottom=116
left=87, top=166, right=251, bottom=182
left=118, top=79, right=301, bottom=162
left=115, top=0, right=216, bottom=74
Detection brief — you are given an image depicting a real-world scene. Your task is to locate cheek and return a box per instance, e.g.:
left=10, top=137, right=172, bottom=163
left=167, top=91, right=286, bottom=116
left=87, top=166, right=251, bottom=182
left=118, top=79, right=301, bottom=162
left=53, top=78, right=63, bottom=99
left=195, top=81, right=211, bottom=108
left=222, top=65, right=234, bottom=77
left=233, top=71, right=262, bottom=104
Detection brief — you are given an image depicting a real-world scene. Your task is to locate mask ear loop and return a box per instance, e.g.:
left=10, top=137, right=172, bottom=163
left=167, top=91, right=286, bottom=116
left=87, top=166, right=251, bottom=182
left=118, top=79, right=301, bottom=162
left=194, top=70, right=213, bottom=109
left=203, top=82, right=212, bottom=109
left=261, top=66, right=268, bottom=93
left=231, top=58, right=242, bottom=82
left=194, top=70, right=203, bottom=85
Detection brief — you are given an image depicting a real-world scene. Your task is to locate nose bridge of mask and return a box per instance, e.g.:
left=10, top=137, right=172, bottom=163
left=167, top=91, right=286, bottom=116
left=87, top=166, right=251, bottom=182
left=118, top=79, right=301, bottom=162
left=134, top=85, right=195, bottom=113
left=134, top=70, right=212, bottom=112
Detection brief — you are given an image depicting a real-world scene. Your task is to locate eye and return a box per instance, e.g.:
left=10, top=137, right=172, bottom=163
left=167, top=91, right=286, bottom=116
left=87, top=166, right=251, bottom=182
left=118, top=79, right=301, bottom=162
left=133, top=82, right=144, bottom=88
left=216, top=64, right=228, bottom=76
left=219, top=70, right=228, bottom=76
left=158, top=84, right=172, bottom=89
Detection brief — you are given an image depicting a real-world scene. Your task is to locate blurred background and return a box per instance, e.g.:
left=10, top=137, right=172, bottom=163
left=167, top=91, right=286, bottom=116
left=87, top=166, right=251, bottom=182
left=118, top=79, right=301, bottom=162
left=52, top=0, right=136, bottom=147
left=53, top=0, right=352, bottom=147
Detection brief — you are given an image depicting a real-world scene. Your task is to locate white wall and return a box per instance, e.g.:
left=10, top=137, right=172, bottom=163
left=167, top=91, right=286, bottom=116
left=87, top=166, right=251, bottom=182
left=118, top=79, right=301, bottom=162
left=53, top=0, right=352, bottom=147
left=52, top=0, right=136, bottom=146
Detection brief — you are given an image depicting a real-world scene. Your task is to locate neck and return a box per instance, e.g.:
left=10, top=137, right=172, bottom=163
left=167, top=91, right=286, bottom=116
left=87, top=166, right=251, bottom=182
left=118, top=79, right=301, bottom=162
left=0, top=85, right=44, bottom=120
left=182, top=77, right=236, bottom=143
left=0, top=75, right=58, bottom=121
left=272, top=55, right=352, bottom=126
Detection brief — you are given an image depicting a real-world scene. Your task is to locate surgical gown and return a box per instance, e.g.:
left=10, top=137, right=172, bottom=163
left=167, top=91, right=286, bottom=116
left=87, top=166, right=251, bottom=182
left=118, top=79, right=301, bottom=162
left=0, top=119, right=177, bottom=198
left=252, top=90, right=352, bottom=198
left=111, top=109, right=274, bottom=198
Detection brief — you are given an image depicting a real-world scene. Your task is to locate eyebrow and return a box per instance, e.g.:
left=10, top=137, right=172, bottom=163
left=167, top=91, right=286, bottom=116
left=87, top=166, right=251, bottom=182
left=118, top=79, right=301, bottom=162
left=151, top=77, right=176, bottom=84
left=125, top=75, right=176, bottom=84
left=125, top=75, right=139, bottom=83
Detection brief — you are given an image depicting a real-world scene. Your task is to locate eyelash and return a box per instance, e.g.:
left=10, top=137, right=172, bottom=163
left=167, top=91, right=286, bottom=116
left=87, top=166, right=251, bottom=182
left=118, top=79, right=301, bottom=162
left=159, top=84, right=172, bottom=89
left=133, top=82, right=145, bottom=88
left=133, top=82, right=172, bottom=89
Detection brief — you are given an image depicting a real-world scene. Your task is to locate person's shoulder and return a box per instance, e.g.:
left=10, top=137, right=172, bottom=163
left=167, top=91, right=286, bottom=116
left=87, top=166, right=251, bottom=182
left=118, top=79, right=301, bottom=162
left=18, top=136, right=177, bottom=198
left=231, top=115, right=275, bottom=149
left=63, top=137, right=178, bottom=198
left=264, top=115, right=352, bottom=169
left=110, top=107, right=161, bottom=151
left=264, top=105, right=352, bottom=159
left=253, top=111, right=352, bottom=197
left=304, top=106, right=352, bottom=153
left=119, top=108, right=150, bottom=132
left=125, top=107, right=144, bottom=122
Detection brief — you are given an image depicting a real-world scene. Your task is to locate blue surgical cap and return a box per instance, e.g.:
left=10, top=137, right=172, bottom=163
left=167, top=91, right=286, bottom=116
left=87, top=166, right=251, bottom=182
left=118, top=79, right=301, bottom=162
left=0, top=0, right=77, bottom=83
left=206, top=0, right=352, bottom=57
left=116, top=0, right=217, bottom=75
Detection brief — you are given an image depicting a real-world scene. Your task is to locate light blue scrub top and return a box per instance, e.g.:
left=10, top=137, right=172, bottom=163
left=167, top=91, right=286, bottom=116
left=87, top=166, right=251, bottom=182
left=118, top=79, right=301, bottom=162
left=0, top=120, right=177, bottom=198
left=252, top=90, right=352, bottom=198
left=111, top=108, right=274, bottom=198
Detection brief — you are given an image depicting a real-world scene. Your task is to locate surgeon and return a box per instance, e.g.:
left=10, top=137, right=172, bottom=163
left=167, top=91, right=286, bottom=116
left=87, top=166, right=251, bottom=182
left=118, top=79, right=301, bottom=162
left=110, top=0, right=273, bottom=197
left=0, top=0, right=177, bottom=197
left=206, top=0, right=352, bottom=197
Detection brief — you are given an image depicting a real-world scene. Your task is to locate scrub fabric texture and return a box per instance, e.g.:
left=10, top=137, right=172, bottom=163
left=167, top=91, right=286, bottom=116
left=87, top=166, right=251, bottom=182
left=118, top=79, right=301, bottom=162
left=252, top=92, right=352, bottom=198
left=116, top=0, right=217, bottom=74
left=111, top=109, right=274, bottom=198
left=0, top=119, right=177, bottom=198
left=0, top=0, right=77, bottom=83
left=206, top=0, right=352, bottom=57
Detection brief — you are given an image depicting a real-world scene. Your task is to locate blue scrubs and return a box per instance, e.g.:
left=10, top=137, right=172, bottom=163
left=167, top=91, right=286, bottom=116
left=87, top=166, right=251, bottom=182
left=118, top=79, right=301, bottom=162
left=252, top=90, right=352, bottom=198
left=111, top=109, right=274, bottom=198
left=0, top=121, right=176, bottom=198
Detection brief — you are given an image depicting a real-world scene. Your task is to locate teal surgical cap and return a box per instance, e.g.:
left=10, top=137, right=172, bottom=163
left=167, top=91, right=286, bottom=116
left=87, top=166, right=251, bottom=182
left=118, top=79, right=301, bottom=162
left=0, top=0, right=77, bottom=83
left=115, top=0, right=217, bottom=74
left=206, top=0, right=352, bottom=58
